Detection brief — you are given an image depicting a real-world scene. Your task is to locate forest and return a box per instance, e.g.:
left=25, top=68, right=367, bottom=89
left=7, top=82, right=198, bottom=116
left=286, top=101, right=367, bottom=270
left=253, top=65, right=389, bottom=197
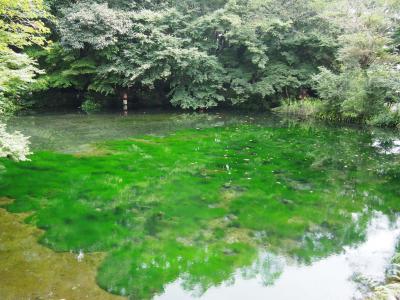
left=1, top=0, right=400, bottom=125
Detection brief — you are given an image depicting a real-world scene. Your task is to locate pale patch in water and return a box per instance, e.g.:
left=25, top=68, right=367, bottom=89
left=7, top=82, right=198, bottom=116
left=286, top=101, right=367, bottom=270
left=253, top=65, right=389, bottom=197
left=155, top=212, right=400, bottom=300
left=372, top=139, right=400, bottom=154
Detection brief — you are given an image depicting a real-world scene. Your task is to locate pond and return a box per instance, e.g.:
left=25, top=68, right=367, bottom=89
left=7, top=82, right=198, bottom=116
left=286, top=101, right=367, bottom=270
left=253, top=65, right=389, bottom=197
left=1, top=111, right=400, bottom=300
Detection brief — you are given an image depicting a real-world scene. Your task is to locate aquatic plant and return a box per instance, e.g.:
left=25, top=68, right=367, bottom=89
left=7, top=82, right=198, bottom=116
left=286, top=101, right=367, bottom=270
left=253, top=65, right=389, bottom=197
left=1, top=124, right=399, bottom=298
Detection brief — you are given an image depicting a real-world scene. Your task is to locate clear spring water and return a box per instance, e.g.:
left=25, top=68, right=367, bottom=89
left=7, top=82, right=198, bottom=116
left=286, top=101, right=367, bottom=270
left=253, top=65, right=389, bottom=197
left=1, top=111, right=400, bottom=300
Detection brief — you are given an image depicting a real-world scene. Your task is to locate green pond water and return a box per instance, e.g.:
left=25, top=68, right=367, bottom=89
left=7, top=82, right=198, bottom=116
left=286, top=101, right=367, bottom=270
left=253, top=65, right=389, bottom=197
left=1, top=111, right=400, bottom=300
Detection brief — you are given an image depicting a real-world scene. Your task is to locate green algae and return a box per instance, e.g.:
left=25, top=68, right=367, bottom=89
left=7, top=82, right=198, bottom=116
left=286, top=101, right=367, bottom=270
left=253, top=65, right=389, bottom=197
left=1, top=123, right=400, bottom=299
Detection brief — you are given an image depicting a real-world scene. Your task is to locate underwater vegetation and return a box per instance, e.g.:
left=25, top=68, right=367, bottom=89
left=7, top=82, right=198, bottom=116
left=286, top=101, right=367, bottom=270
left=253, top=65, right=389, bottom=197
left=1, top=124, right=400, bottom=299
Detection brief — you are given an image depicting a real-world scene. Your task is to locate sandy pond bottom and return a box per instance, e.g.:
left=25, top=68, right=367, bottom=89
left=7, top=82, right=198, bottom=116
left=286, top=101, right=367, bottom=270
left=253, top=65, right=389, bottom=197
left=0, top=200, right=122, bottom=300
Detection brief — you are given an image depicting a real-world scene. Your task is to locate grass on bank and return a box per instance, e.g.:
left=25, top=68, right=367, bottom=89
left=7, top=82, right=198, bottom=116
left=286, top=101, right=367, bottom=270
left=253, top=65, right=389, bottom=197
left=273, top=98, right=326, bottom=119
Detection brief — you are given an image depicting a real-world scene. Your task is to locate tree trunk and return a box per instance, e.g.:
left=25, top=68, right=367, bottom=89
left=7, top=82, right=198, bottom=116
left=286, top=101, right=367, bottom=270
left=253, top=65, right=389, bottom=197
left=122, top=90, right=128, bottom=115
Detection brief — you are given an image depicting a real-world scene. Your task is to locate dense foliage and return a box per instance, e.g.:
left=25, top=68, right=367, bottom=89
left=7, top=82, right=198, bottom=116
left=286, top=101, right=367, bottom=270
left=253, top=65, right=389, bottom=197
left=37, top=0, right=337, bottom=110
left=0, top=122, right=30, bottom=160
left=0, top=0, right=399, bottom=125
left=0, top=0, right=49, bottom=113
left=312, top=0, right=400, bottom=125
left=276, top=0, right=400, bottom=126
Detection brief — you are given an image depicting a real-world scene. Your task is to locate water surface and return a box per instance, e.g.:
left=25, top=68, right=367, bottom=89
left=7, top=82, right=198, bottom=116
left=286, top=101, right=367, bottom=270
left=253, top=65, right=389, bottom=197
left=1, top=111, right=400, bottom=300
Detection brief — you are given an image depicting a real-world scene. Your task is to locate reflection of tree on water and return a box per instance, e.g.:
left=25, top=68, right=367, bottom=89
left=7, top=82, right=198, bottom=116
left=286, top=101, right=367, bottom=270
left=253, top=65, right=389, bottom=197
left=371, top=129, right=400, bottom=156
left=239, top=253, right=284, bottom=287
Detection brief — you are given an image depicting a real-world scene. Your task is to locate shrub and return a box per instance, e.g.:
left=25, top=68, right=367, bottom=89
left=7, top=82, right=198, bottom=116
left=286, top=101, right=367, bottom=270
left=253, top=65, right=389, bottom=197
left=0, top=122, right=31, bottom=161
left=273, top=98, right=326, bottom=118
left=369, top=106, right=400, bottom=128
left=312, top=64, right=400, bottom=126
left=80, top=96, right=102, bottom=113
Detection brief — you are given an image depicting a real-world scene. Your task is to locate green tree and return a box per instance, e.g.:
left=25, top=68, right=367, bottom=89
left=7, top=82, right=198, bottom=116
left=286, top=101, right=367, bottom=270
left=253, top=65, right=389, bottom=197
left=0, top=0, right=49, bottom=113
left=56, top=2, right=225, bottom=108
left=49, top=0, right=338, bottom=109
left=186, top=0, right=338, bottom=107
left=312, top=0, right=400, bottom=124
left=0, top=121, right=30, bottom=160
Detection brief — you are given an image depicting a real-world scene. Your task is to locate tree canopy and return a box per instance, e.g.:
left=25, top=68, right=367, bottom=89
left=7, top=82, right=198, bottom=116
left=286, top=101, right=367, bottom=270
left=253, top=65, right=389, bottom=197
left=35, top=0, right=340, bottom=109
left=0, top=0, right=399, bottom=125
left=0, top=0, right=49, bottom=113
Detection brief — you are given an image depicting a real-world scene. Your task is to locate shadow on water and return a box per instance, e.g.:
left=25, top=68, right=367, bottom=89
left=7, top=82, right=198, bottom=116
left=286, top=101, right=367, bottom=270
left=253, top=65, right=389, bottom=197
left=1, top=110, right=400, bottom=299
